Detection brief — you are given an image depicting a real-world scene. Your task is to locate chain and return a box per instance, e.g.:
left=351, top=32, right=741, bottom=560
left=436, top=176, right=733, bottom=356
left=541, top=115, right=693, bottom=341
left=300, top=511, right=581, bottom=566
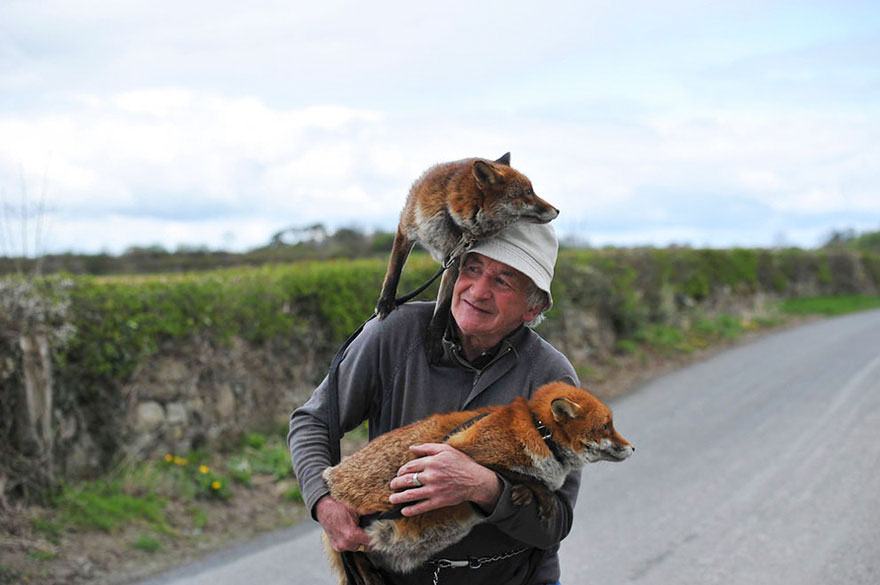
left=429, top=547, right=529, bottom=585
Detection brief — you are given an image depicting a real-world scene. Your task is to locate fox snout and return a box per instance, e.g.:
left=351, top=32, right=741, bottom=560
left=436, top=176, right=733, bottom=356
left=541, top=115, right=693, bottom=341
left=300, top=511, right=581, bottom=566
left=585, top=434, right=634, bottom=463
left=514, top=190, right=559, bottom=224
left=603, top=439, right=634, bottom=462
left=527, top=199, right=559, bottom=223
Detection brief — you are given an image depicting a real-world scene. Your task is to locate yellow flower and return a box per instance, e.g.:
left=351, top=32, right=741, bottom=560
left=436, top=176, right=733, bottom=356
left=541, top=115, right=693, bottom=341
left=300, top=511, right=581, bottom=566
left=199, top=465, right=210, bottom=474
left=211, top=481, right=222, bottom=490
left=174, top=456, right=188, bottom=466
left=163, top=453, right=174, bottom=463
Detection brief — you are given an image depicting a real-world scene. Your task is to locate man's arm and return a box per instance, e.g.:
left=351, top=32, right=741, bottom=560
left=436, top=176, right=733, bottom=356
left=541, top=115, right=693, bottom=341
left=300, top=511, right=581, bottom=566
left=287, top=318, right=383, bottom=549
left=387, top=443, right=580, bottom=550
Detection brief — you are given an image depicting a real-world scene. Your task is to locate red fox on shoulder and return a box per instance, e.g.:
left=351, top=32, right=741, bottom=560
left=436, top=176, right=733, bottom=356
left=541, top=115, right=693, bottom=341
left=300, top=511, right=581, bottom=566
left=375, top=153, right=558, bottom=359
left=322, top=381, right=634, bottom=585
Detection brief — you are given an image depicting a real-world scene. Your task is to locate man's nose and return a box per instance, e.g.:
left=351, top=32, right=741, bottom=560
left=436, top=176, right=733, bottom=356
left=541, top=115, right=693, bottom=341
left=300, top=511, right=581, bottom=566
left=469, top=274, right=493, bottom=298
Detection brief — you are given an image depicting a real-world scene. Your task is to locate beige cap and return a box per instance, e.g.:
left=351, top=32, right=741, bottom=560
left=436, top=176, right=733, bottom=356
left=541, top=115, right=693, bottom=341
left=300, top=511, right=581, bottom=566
left=466, top=222, right=558, bottom=308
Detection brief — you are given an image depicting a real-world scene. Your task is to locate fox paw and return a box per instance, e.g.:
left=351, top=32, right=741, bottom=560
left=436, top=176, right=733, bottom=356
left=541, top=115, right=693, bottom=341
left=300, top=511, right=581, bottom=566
left=375, top=297, right=396, bottom=319
left=510, top=484, right=534, bottom=507
left=535, top=491, right=556, bottom=525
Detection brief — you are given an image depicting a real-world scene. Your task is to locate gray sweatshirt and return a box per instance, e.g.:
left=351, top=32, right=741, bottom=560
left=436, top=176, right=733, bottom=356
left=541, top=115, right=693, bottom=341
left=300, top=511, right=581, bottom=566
left=288, top=302, right=580, bottom=585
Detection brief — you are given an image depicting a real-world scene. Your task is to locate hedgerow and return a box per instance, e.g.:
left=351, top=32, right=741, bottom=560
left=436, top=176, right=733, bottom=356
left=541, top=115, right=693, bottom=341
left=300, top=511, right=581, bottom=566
left=1, top=247, right=878, bottom=498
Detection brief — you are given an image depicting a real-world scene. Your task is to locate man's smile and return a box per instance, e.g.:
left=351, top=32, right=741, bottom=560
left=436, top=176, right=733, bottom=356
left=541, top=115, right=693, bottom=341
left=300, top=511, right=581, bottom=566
left=461, top=298, right=492, bottom=315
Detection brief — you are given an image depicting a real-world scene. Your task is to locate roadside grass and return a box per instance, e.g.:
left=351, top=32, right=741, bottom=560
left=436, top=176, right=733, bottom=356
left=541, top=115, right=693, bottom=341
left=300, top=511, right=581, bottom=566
left=621, top=313, right=757, bottom=357
left=27, top=431, right=302, bottom=559
left=617, top=294, right=878, bottom=359
left=132, top=534, right=162, bottom=553
left=779, top=294, right=880, bottom=316
left=0, top=565, right=22, bottom=585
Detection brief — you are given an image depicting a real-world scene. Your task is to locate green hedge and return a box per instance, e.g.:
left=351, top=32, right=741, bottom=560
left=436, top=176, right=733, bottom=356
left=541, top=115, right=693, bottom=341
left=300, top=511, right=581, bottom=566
left=52, top=247, right=880, bottom=395
left=3, top=247, right=879, bottom=485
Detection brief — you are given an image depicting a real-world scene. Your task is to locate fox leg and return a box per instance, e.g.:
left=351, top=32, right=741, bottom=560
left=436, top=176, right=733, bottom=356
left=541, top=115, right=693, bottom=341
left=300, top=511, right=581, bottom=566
left=425, top=265, right=457, bottom=363
left=492, top=469, right=558, bottom=526
left=376, top=228, right=414, bottom=319
left=323, top=532, right=386, bottom=585
left=349, top=553, right=386, bottom=585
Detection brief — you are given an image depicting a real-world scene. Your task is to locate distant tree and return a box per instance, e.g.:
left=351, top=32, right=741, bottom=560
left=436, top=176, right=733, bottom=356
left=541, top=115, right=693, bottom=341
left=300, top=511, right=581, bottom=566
left=174, top=243, right=211, bottom=254
left=123, top=244, right=169, bottom=256
left=270, top=223, right=328, bottom=247
left=823, top=227, right=880, bottom=253
left=823, top=229, right=857, bottom=248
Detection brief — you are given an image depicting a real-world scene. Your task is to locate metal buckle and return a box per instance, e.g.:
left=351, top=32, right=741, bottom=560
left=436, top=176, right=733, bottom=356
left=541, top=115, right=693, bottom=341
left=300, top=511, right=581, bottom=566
left=434, top=559, right=469, bottom=569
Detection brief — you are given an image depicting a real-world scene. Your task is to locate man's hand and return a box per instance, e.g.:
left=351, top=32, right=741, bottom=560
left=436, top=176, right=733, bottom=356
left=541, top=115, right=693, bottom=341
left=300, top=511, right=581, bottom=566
left=388, top=443, right=502, bottom=516
left=315, top=495, right=372, bottom=552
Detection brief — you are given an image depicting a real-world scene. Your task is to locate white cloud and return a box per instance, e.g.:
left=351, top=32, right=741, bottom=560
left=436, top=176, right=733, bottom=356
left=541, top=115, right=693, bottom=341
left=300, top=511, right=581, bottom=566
left=2, top=1, right=879, bottom=254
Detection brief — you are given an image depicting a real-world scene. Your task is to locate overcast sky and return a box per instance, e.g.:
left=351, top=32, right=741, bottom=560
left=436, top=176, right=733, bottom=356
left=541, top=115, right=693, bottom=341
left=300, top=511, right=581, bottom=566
left=1, top=0, right=878, bottom=255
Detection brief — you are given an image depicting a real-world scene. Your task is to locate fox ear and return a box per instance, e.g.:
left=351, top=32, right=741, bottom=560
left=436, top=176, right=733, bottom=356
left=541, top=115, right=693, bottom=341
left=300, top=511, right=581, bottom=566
left=494, top=152, right=511, bottom=166
left=551, top=397, right=582, bottom=422
left=473, top=160, right=500, bottom=185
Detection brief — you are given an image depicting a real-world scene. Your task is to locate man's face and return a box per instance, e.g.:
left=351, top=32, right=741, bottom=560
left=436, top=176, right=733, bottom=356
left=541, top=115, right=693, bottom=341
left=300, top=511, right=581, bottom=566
left=451, top=253, right=542, bottom=347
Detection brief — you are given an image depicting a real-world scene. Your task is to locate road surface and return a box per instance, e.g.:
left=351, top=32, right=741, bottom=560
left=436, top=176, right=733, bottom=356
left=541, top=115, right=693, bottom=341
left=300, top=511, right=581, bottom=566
left=136, top=309, right=880, bottom=585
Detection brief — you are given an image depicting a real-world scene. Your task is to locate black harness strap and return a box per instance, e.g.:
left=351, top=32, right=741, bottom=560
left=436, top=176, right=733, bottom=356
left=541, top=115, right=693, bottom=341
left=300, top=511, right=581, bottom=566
left=442, top=412, right=491, bottom=441
left=358, top=505, right=406, bottom=528
left=325, top=265, right=448, bottom=466
left=324, top=242, right=472, bottom=585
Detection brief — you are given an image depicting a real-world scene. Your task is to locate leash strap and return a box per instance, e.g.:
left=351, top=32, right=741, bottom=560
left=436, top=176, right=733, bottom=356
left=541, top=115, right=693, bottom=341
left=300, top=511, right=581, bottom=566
left=326, top=235, right=473, bottom=465
left=326, top=264, right=447, bottom=465
left=325, top=237, right=476, bottom=585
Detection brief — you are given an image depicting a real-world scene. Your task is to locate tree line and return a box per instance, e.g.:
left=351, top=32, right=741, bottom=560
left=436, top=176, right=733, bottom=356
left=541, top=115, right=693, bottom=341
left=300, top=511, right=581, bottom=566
left=1, top=224, right=879, bottom=277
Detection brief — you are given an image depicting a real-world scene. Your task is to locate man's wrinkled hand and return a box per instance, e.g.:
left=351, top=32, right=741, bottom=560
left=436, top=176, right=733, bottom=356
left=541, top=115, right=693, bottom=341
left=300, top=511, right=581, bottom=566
left=388, top=443, right=502, bottom=516
left=316, top=495, right=372, bottom=552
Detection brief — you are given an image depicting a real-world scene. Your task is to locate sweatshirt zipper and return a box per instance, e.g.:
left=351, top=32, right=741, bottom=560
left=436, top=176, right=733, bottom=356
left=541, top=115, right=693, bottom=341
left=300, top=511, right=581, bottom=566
left=471, top=345, right=513, bottom=390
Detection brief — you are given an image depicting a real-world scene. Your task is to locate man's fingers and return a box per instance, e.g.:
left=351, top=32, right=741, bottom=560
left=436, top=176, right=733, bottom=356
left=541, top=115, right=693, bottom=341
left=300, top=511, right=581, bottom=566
left=408, top=443, right=448, bottom=456
left=332, top=528, right=371, bottom=552
left=389, top=484, right=427, bottom=504
left=395, top=443, right=454, bottom=476
left=400, top=497, right=446, bottom=517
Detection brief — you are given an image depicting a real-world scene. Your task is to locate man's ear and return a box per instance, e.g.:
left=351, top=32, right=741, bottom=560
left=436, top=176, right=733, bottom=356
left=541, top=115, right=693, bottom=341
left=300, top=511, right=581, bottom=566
left=473, top=160, right=500, bottom=185
left=551, top=398, right=583, bottom=422
left=521, top=303, right=542, bottom=324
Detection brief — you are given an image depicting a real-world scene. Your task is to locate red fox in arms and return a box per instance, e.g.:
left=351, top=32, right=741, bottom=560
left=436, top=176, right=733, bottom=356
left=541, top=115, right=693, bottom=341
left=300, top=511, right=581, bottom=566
left=322, top=382, right=634, bottom=585
left=375, top=153, right=558, bottom=358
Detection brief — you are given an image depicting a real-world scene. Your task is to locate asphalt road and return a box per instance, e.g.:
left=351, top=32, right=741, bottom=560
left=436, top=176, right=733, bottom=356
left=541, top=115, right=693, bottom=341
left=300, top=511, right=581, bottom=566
left=136, top=310, right=880, bottom=585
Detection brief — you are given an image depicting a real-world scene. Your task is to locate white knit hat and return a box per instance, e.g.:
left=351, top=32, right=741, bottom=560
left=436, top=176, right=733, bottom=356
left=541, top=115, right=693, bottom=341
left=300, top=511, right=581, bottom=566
left=467, top=222, right=558, bottom=308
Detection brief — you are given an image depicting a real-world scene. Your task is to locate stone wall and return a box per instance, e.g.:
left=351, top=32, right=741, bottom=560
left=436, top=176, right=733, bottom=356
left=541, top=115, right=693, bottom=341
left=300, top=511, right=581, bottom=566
left=58, top=332, right=331, bottom=477
left=105, top=291, right=777, bottom=474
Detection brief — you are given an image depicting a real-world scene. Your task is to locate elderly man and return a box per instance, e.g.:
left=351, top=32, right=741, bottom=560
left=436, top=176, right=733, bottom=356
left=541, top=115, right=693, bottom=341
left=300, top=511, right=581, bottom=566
left=289, top=222, right=579, bottom=585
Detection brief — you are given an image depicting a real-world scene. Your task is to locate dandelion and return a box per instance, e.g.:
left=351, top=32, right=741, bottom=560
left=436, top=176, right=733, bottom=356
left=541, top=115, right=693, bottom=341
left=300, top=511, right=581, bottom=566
left=174, top=456, right=188, bottom=466
left=198, top=465, right=210, bottom=474
left=211, top=481, right=222, bottom=490
left=163, top=453, right=174, bottom=463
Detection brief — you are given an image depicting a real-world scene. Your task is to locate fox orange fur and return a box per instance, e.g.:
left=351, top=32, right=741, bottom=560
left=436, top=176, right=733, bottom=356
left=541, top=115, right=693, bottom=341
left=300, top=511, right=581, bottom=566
left=322, top=382, right=633, bottom=584
left=375, top=153, right=558, bottom=359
